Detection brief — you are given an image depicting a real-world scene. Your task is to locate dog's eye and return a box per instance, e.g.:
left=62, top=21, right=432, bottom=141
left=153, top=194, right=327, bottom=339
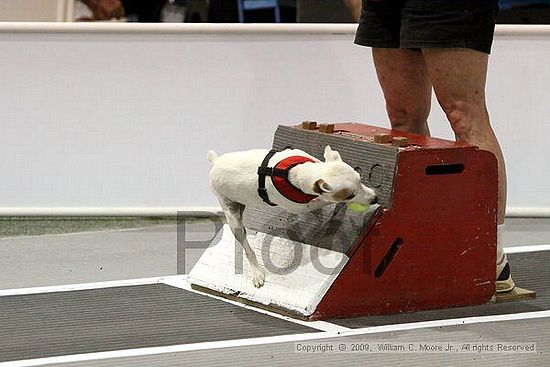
left=346, top=193, right=356, bottom=200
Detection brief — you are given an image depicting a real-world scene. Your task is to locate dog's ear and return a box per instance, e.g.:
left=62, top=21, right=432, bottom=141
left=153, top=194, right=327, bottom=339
left=313, top=179, right=332, bottom=194
left=323, top=145, right=342, bottom=162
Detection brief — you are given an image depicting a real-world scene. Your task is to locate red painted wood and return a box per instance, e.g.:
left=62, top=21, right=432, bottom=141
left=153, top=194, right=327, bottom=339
left=333, top=122, right=470, bottom=149
left=310, top=123, right=498, bottom=320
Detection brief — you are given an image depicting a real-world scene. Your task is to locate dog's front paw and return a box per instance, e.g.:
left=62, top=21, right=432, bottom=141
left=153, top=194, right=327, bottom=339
left=252, top=268, right=266, bottom=288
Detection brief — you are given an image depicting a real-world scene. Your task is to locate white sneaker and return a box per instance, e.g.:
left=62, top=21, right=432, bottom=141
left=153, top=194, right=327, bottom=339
left=496, top=253, right=515, bottom=293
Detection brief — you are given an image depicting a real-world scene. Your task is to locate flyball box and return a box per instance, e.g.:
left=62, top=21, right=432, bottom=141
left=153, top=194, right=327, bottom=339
left=189, top=123, right=499, bottom=320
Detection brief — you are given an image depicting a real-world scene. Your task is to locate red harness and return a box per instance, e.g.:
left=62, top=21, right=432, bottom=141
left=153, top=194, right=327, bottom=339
left=272, top=156, right=318, bottom=204
left=257, top=151, right=318, bottom=206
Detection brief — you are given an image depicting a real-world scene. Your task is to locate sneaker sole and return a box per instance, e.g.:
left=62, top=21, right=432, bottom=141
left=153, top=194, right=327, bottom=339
left=496, top=277, right=516, bottom=293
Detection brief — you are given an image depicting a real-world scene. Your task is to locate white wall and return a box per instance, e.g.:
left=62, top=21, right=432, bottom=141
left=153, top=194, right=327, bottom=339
left=0, top=23, right=548, bottom=215
left=0, top=0, right=67, bottom=22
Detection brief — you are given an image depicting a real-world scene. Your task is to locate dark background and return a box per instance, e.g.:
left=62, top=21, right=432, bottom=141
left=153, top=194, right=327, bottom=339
left=122, top=0, right=550, bottom=24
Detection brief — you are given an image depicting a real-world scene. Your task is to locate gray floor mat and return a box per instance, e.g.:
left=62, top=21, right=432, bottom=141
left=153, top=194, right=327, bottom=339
left=45, top=318, right=550, bottom=367
left=0, top=284, right=315, bottom=362
left=0, top=251, right=545, bottom=363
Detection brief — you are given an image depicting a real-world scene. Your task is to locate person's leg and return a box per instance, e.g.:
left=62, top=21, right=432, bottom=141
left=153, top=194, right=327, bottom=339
left=358, top=2, right=431, bottom=133
left=422, top=48, right=505, bottom=224
left=372, top=48, right=432, bottom=135
left=422, top=48, right=513, bottom=291
left=344, top=0, right=362, bottom=22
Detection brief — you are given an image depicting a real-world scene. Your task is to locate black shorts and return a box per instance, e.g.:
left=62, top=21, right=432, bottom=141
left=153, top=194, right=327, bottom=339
left=355, top=0, right=499, bottom=54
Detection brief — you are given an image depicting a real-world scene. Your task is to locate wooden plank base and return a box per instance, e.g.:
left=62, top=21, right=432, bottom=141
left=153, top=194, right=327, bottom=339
left=495, top=287, right=536, bottom=303
left=191, top=284, right=310, bottom=321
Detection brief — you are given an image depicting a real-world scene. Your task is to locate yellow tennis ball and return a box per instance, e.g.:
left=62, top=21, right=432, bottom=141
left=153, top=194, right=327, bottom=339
left=347, top=202, right=369, bottom=213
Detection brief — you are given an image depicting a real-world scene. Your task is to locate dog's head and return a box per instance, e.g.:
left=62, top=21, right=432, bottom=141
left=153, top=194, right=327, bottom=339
left=312, top=146, right=378, bottom=205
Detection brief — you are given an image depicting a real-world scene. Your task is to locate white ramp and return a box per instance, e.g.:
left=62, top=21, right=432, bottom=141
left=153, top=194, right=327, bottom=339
left=189, top=225, right=349, bottom=318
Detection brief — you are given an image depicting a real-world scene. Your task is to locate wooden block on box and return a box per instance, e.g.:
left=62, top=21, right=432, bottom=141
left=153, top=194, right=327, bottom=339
left=374, top=133, right=392, bottom=144
left=393, top=136, right=409, bottom=147
left=319, top=124, right=335, bottom=134
left=301, top=121, right=317, bottom=130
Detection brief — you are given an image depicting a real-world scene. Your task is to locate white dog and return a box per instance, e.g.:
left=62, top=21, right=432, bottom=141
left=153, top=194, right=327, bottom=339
left=207, top=146, right=377, bottom=288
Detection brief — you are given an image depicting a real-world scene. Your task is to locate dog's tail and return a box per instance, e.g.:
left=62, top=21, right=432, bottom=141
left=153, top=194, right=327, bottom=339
left=207, top=150, right=218, bottom=164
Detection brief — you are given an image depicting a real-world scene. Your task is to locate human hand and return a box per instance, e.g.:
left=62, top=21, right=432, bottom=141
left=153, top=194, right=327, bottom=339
left=83, top=0, right=125, bottom=20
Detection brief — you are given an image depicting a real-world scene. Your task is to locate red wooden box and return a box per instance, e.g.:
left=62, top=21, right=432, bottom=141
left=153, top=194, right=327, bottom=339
left=310, top=123, right=498, bottom=319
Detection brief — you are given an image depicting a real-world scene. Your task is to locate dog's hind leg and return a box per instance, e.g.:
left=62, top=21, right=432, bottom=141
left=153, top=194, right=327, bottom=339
left=219, top=198, right=266, bottom=288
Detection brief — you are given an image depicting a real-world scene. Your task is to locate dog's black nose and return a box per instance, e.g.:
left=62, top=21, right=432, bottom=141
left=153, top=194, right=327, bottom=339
left=371, top=196, right=378, bottom=204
